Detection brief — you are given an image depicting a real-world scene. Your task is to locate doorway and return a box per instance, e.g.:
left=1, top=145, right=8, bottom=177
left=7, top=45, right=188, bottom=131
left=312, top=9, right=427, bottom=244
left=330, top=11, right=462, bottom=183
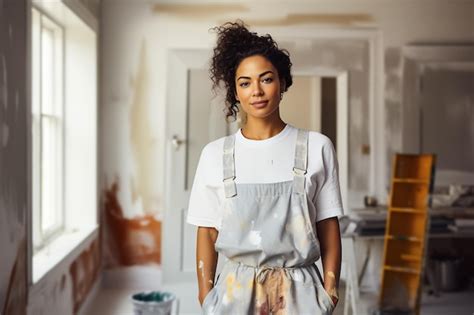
left=280, top=76, right=338, bottom=147
left=280, top=71, right=349, bottom=210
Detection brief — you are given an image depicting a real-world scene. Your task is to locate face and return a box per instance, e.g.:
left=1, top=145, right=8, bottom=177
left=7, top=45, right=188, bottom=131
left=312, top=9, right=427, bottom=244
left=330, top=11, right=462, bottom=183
left=234, top=55, right=284, bottom=120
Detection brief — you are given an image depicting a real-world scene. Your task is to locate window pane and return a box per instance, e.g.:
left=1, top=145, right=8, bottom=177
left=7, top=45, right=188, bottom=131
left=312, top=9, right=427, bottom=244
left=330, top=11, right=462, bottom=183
left=41, top=117, right=62, bottom=232
left=41, top=26, right=55, bottom=116
left=33, top=11, right=64, bottom=242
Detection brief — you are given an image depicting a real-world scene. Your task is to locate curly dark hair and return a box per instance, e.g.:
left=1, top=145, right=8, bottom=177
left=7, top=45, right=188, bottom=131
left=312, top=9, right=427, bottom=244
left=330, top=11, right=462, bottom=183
left=209, top=20, right=293, bottom=121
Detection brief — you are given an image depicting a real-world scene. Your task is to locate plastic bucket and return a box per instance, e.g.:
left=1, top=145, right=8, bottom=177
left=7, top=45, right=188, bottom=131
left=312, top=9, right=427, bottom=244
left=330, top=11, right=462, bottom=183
left=131, top=291, right=176, bottom=315
left=432, top=257, right=462, bottom=291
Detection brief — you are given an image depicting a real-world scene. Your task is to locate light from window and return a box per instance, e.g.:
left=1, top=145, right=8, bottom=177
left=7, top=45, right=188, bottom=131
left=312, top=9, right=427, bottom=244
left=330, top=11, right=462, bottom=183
left=32, top=8, right=65, bottom=250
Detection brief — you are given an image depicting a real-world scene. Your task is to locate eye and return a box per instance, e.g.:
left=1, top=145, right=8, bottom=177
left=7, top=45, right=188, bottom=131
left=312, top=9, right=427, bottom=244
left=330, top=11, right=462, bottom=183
left=239, top=82, right=250, bottom=88
left=262, top=77, right=273, bottom=83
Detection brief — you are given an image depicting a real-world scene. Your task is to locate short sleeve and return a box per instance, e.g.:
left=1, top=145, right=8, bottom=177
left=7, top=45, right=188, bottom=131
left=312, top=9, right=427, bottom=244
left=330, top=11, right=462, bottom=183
left=313, top=139, right=344, bottom=222
left=186, top=144, right=221, bottom=229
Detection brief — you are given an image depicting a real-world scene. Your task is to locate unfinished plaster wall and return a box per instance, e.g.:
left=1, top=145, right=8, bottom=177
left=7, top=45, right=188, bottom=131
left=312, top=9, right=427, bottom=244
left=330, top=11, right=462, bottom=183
left=27, top=237, right=100, bottom=315
left=384, top=46, right=404, bottom=187
left=0, top=0, right=28, bottom=313
left=421, top=67, right=474, bottom=172
left=0, top=0, right=102, bottom=314
left=101, top=36, right=163, bottom=268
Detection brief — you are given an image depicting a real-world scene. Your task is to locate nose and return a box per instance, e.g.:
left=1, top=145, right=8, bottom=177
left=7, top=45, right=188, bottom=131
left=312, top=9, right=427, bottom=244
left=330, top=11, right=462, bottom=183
left=252, top=82, right=263, bottom=96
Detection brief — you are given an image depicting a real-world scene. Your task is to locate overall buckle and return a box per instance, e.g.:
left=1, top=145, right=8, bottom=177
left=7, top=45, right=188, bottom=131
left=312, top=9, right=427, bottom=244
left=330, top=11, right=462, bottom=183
left=223, top=176, right=236, bottom=183
left=292, top=167, right=307, bottom=176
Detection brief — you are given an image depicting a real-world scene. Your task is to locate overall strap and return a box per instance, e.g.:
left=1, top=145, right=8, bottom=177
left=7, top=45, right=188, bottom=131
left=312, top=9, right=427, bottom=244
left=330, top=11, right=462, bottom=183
left=293, top=129, right=309, bottom=195
left=223, top=135, right=237, bottom=198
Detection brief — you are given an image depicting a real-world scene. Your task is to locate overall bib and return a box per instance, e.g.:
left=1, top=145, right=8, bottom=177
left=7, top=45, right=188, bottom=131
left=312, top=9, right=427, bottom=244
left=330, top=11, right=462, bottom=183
left=202, top=129, right=335, bottom=315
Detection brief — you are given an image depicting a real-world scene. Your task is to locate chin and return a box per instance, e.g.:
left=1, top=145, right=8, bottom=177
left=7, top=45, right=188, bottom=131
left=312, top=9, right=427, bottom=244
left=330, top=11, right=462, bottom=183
left=248, top=109, right=278, bottom=119
left=244, top=103, right=279, bottom=118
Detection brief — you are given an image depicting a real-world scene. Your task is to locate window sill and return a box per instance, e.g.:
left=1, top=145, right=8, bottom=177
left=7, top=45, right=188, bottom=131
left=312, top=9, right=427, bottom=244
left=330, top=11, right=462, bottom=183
left=32, top=225, right=98, bottom=284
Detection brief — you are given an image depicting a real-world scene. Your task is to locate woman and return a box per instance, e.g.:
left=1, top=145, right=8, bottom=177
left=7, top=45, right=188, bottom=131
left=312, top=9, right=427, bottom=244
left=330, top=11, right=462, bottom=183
left=186, top=20, right=343, bottom=314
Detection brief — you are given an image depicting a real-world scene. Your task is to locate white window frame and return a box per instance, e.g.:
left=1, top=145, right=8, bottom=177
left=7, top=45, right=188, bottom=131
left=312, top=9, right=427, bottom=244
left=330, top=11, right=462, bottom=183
left=31, top=7, right=65, bottom=252
left=29, top=1, right=98, bottom=286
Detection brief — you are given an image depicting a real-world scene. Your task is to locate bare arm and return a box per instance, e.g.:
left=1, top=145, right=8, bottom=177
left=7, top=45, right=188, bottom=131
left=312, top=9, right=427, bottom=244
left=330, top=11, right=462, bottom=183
left=196, top=226, right=219, bottom=305
left=316, top=217, right=342, bottom=305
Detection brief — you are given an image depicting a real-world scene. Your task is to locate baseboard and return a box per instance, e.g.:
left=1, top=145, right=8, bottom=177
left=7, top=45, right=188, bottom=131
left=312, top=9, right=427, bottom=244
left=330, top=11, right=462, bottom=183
left=78, top=274, right=103, bottom=315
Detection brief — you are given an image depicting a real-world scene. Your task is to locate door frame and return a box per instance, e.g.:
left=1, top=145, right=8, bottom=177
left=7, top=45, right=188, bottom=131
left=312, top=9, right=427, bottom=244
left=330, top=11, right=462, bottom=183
left=292, top=68, right=349, bottom=211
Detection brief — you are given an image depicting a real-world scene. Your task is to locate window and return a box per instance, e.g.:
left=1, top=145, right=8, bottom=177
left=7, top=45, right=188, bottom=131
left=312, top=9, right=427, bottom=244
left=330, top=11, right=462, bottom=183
left=31, top=8, right=65, bottom=250
left=30, top=2, right=98, bottom=284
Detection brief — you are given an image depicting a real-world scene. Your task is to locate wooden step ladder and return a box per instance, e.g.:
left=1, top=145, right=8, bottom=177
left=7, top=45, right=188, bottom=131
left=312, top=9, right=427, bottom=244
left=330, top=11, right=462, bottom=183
left=379, top=154, right=436, bottom=314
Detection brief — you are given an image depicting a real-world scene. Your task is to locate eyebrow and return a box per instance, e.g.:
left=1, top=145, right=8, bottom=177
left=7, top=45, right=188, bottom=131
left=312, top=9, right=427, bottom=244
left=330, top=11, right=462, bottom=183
left=237, top=70, right=274, bottom=81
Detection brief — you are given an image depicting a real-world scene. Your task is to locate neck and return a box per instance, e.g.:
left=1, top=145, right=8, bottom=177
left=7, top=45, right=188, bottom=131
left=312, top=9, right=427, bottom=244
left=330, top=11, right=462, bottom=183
left=241, top=111, right=286, bottom=140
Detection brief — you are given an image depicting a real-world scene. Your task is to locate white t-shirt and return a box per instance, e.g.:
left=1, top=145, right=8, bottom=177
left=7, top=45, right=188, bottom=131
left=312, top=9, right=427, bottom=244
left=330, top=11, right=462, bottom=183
left=186, top=124, right=344, bottom=230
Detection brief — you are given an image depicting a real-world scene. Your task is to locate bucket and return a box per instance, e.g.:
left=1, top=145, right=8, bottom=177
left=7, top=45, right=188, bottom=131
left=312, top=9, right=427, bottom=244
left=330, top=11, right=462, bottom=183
left=431, top=256, right=463, bottom=292
left=131, top=291, right=177, bottom=315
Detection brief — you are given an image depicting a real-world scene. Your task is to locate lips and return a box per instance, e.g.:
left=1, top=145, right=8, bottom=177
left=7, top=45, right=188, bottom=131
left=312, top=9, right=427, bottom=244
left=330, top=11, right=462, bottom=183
left=251, top=100, right=268, bottom=108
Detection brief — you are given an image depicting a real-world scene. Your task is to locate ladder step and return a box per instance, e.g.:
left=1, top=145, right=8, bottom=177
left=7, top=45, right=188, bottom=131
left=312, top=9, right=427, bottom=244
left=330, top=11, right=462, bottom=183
left=384, top=265, right=420, bottom=275
left=390, top=207, right=426, bottom=214
left=393, top=178, right=430, bottom=184
left=387, top=234, right=422, bottom=242
left=400, top=254, right=421, bottom=262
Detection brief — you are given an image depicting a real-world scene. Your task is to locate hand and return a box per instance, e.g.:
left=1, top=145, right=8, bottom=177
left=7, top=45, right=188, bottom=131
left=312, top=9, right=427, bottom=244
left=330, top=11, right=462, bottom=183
left=324, top=286, right=339, bottom=306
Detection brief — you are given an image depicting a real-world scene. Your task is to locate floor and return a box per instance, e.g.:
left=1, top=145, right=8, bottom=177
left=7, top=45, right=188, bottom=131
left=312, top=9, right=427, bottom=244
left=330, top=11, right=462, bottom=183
left=82, top=281, right=474, bottom=315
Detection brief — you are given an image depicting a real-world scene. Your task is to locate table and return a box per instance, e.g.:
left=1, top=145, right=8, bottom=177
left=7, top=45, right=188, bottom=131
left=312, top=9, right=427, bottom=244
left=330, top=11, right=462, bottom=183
left=340, top=206, right=474, bottom=315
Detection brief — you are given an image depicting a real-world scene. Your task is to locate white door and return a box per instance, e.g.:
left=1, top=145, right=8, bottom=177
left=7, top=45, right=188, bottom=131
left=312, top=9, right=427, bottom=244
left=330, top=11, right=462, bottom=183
left=163, top=49, right=237, bottom=284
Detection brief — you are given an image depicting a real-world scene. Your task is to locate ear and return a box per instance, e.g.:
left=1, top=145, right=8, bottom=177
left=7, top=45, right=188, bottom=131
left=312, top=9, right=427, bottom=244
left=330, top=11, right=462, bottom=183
left=235, top=93, right=240, bottom=102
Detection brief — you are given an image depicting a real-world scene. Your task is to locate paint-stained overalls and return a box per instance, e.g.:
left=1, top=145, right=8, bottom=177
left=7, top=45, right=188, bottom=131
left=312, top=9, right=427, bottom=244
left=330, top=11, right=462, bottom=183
left=201, top=129, right=336, bottom=315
